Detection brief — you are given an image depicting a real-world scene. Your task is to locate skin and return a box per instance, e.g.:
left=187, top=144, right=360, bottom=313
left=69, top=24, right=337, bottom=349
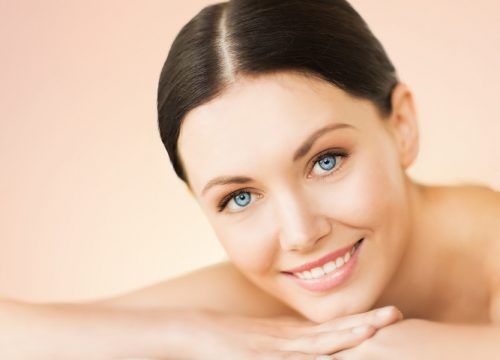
left=177, top=70, right=500, bottom=326
left=5, top=70, right=489, bottom=359
left=1, top=69, right=495, bottom=359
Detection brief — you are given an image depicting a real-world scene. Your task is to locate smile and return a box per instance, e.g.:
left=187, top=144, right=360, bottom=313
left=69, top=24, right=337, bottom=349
left=282, top=238, right=364, bottom=292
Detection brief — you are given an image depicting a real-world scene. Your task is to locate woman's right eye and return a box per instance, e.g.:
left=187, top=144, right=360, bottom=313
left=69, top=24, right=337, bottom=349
left=217, top=190, right=257, bottom=213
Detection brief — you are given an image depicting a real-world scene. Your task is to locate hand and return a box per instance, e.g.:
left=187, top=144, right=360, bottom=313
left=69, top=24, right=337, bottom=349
left=333, top=318, right=430, bottom=360
left=191, top=306, right=403, bottom=359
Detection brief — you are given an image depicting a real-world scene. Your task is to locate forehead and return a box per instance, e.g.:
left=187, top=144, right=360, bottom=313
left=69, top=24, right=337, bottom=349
left=177, top=72, right=374, bottom=193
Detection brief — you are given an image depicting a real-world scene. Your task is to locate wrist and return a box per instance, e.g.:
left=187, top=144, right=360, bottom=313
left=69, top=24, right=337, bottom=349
left=115, top=307, right=215, bottom=360
left=0, top=298, right=218, bottom=360
left=63, top=306, right=201, bottom=360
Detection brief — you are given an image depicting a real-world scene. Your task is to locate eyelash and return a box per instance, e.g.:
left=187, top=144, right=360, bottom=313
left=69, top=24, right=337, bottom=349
left=216, top=149, right=350, bottom=213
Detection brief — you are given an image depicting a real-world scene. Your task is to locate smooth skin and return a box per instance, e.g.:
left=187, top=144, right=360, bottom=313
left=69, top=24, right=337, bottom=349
left=176, top=70, right=499, bottom=324
left=1, top=71, right=499, bottom=359
left=96, top=70, right=499, bottom=359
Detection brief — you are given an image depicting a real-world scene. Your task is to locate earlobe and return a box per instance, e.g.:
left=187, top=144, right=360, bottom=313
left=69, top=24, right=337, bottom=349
left=387, top=82, right=419, bottom=169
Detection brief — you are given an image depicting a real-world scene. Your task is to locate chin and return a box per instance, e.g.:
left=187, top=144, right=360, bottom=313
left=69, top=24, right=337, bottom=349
left=289, top=255, right=389, bottom=322
left=298, top=294, right=375, bottom=323
left=287, top=272, right=389, bottom=323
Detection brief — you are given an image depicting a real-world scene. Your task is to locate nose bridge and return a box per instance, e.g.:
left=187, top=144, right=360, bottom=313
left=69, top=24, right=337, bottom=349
left=274, top=186, right=330, bottom=251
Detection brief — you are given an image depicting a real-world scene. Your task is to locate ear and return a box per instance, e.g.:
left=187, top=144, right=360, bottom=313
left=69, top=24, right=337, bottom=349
left=385, top=82, right=419, bottom=169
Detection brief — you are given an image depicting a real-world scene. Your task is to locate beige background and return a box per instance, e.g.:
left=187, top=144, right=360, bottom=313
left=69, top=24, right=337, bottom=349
left=0, top=0, right=499, bottom=303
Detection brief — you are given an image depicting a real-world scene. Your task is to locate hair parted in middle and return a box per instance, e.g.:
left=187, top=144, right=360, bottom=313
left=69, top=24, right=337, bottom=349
left=157, top=0, right=399, bottom=183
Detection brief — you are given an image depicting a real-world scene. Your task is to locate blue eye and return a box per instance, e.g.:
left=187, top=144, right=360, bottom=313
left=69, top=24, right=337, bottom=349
left=234, top=192, right=251, bottom=207
left=311, top=151, right=347, bottom=176
left=217, top=190, right=255, bottom=212
left=318, top=154, right=336, bottom=170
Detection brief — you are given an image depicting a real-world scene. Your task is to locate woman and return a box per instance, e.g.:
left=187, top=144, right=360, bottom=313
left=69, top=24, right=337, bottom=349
left=1, top=0, right=498, bottom=359
left=155, top=0, right=500, bottom=357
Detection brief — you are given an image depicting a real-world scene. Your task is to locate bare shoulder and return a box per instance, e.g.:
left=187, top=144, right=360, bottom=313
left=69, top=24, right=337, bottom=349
left=481, top=187, right=500, bottom=324
left=454, top=184, right=500, bottom=323
left=440, top=183, right=500, bottom=323
left=435, top=183, right=499, bottom=230
left=458, top=184, right=500, bottom=240
left=93, top=261, right=299, bottom=318
left=440, top=183, right=499, bottom=206
left=445, top=183, right=500, bottom=261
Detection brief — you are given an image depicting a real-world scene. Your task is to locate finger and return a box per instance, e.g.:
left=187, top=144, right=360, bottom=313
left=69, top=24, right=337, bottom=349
left=273, top=324, right=376, bottom=354
left=314, top=356, right=337, bottom=360
left=257, top=350, right=325, bottom=360
left=243, top=316, right=316, bottom=339
left=255, top=315, right=316, bottom=327
left=260, top=350, right=340, bottom=360
left=245, top=306, right=402, bottom=341
left=314, top=306, right=403, bottom=332
left=272, top=306, right=402, bottom=339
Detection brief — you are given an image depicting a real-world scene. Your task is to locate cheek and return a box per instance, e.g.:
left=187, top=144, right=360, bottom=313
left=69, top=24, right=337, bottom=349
left=212, top=208, right=278, bottom=275
left=320, top=148, right=406, bottom=231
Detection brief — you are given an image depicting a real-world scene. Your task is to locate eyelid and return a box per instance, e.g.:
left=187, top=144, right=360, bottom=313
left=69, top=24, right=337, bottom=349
left=307, top=148, right=349, bottom=177
left=217, top=188, right=259, bottom=213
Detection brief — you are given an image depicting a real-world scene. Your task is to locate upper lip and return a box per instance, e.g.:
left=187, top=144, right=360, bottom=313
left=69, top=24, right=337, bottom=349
left=282, top=239, right=362, bottom=273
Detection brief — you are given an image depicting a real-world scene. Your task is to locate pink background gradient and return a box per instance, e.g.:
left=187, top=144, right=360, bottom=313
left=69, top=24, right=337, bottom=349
left=0, top=0, right=498, bottom=302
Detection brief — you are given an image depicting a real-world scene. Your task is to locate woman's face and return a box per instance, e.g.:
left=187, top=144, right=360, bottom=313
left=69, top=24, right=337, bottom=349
left=177, top=71, right=418, bottom=322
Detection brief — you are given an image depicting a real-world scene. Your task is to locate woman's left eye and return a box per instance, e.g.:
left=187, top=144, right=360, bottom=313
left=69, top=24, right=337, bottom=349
left=310, top=151, right=347, bottom=177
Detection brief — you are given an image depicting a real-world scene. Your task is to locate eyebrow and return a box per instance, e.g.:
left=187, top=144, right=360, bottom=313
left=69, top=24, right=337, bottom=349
left=292, top=122, right=355, bottom=161
left=201, top=122, right=355, bottom=196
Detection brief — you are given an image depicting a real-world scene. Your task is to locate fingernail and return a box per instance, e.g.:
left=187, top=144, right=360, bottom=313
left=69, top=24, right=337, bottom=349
left=352, top=324, right=371, bottom=334
left=376, top=306, right=394, bottom=318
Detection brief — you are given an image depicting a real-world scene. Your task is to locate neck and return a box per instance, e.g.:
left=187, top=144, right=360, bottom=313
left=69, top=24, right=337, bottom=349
left=373, top=176, right=449, bottom=319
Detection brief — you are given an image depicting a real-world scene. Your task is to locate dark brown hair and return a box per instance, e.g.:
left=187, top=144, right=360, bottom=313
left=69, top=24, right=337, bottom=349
left=157, top=0, right=399, bottom=183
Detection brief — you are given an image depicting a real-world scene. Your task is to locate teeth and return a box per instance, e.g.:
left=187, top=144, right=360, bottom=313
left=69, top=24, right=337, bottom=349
left=293, top=242, right=359, bottom=280
left=323, top=261, right=336, bottom=273
left=311, top=267, right=325, bottom=279
left=335, top=257, right=344, bottom=268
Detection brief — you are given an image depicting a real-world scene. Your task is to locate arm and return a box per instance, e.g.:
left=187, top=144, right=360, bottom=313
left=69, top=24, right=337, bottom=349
left=0, top=262, right=246, bottom=359
left=334, top=319, right=500, bottom=359
left=90, top=261, right=300, bottom=318
left=0, top=262, right=405, bottom=359
left=0, top=261, right=299, bottom=359
left=0, top=296, right=201, bottom=360
left=0, top=297, right=407, bottom=360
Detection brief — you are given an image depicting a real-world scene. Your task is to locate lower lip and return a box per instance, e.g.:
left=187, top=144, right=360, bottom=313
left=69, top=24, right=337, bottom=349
left=283, top=239, right=364, bottom=292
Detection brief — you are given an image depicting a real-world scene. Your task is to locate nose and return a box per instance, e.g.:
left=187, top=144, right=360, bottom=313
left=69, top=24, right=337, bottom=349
left=275, top=189, right=331, bottom=252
